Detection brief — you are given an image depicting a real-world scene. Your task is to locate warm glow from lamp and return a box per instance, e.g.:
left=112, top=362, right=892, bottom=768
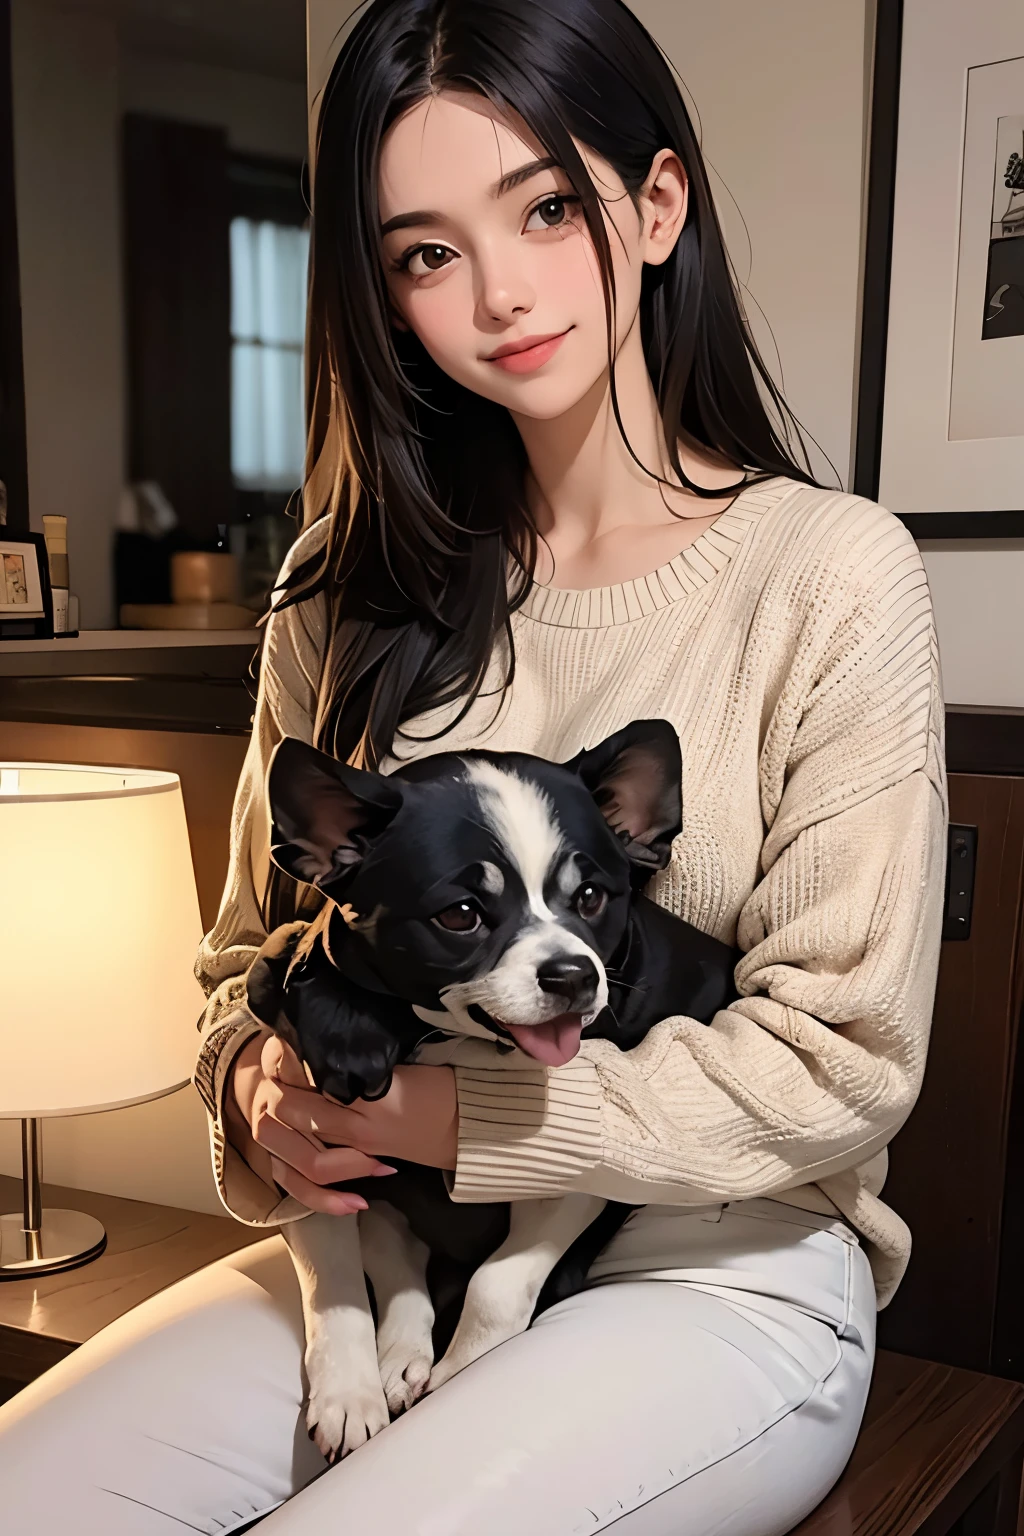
left=0, top=762, right=205, bottom=1275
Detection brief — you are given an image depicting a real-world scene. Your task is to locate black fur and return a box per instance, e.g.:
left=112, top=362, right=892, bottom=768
left=247, top=725, right=738, bottom=1340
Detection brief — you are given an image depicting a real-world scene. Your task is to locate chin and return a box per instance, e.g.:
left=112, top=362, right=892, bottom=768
left=479, top=369, right=610, bottom=422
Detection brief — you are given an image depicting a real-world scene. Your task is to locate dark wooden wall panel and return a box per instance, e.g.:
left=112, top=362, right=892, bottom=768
left=0, top=0, right=29, bottom=532
left=879, top=774, right=1024, bottom=1375
left=0, top=721, right=249, bottom=932
left=122, top=114, right=232, bottom=543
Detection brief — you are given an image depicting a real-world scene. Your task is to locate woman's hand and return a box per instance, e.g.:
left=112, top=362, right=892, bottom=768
left=226, top=1033, right=458, bottom=1217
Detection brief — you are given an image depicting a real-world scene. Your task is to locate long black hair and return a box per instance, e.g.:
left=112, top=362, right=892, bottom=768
left=271, top=0, right=819, bottom=780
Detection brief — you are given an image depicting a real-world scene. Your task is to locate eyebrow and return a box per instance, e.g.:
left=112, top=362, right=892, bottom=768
left=380, top=155, right=563, bottom=238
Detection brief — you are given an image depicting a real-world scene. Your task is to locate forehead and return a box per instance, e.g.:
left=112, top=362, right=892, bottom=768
left=378, top=90, right=545, bottom=222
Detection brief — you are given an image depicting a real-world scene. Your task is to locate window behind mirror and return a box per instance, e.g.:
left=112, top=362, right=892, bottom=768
left=231, top=218, right=310, bottom=493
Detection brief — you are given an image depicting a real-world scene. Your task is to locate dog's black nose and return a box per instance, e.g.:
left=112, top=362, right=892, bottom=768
left=537, top=956, right=599, bottom=1007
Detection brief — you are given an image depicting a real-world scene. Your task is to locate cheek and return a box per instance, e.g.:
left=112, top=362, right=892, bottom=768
left=398, top=275, right=476, bottom=378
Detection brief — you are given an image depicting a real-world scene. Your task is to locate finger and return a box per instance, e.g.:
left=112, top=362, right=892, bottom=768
left=262, top=1033, right=309, bottom=1089
left=254, top=1112, right=394, bottom=1185
left=264, top=1079, right=371, bottom=1150
left=270, top=1157, right=368, bottom=1217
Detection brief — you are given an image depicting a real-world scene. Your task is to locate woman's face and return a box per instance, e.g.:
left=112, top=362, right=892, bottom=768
left=378, top=90, right=684, bottom=422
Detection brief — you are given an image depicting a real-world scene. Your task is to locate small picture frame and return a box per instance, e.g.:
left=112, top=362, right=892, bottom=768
left=0, top=531, right=54, bottom=640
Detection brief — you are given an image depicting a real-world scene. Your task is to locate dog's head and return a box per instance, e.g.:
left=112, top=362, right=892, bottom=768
left=266, top=720, right=681, bottom=1067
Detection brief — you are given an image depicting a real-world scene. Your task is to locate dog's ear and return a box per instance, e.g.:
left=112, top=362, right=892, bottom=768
left=267, top=738, right=403, bottom=890
left=563, top=720, right=682, bottom=879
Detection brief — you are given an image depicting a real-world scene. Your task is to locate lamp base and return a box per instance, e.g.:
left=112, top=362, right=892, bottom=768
left=0, top=1209, right=107, bottom=1278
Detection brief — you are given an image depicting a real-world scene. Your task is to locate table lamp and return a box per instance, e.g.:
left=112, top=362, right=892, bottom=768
left=0, top=762, right=205, bottom=1277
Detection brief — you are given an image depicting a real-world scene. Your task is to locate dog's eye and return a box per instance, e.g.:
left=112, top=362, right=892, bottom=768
left=575, top=883, right=608, bottom=920
left=432, top=901, right=482, bottom=934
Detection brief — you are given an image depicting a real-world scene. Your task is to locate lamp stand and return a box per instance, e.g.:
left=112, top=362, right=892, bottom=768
left=0, top=1118, right=106, bottom=1278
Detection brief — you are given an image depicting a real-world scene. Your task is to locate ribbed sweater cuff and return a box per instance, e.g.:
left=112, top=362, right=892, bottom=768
left=450, top=1057, right=604, bottom=1201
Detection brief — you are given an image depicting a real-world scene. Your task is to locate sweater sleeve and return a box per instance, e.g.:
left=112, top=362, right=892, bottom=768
left=191, top=519, right=329, bottom=1226
left=449, top=518, right=947, bottom=1243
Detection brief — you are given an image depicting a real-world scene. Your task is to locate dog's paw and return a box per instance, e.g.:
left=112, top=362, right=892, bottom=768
left=306, top=1378, right=390, bottom=1464
left=305, top=1340, right=390, bottom=1463
left=378, top=1338, right=433, bottom=1416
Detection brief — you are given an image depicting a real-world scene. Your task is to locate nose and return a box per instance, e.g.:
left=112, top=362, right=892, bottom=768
left=476, top=243, right=535, bottom=327
left=537, top=956, right=599, bottom=1009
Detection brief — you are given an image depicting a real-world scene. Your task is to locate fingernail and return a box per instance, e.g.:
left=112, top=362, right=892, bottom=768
left=373, top=1164, right=398, bottom=1176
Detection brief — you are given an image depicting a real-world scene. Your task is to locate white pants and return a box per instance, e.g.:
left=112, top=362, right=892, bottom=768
left=0, top=1198, right=875, bottom=1536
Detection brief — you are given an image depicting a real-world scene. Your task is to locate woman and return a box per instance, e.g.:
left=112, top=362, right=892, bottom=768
left=0, top=1, right=946, bottom=1531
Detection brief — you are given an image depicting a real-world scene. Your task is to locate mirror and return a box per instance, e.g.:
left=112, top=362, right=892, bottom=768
left=2, top=0, right=308, bottom=630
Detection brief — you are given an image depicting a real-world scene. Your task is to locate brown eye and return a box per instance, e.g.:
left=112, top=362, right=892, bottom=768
left=406, top=243, right=456, bottom=277
left=433, top=901, right=482, bottom=934
left=524, top=194, right=578, bottom=232
left=575, top=883, right=607, bottom=921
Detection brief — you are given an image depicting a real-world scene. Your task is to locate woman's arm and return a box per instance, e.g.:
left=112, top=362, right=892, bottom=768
left=191, top=518, right=337, bottom=1226
left=438, top=515, right=946, bottom=1289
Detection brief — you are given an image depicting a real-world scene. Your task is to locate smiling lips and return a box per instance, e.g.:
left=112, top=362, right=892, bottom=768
left=485, top=328, right=571, bottom=374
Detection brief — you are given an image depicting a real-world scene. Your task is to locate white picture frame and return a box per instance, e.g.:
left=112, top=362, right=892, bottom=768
left=0, top=536, right=46, bottom=619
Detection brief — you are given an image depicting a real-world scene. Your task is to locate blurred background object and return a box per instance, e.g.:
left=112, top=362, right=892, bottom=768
left=5, top=0, right=308, bottom=629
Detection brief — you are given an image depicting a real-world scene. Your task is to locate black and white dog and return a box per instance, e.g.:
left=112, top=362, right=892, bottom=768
left=247, top=721, right=735, bottom=1460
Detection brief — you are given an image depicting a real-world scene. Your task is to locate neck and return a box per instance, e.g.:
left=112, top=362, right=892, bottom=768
left=509, top=317, right=744, bottom=567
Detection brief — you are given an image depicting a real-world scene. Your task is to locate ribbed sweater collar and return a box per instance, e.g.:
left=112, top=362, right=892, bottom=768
left=517, top=476, right=791, bottom=628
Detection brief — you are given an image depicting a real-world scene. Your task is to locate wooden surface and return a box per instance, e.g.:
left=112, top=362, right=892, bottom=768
left=0, top=1173, right=269, bottom=1383
left=0, top=631, right=259, bottom=655
left=793, top=1350, right=1024, bottom=1536
left=946, top=709, right=1024, bottom=778
left=0, top=721, right=249, bottom=931
left=878, top=772, right=1024, bottom=1377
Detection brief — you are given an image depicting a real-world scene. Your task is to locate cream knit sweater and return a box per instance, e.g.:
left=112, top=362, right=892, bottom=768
left=193, top=476, right=947, bottom=1308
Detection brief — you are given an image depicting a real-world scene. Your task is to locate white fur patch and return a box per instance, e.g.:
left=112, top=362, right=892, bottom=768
left=478, top=859, right=505, bottom=897
left=463, top=760, right=562, bottom=920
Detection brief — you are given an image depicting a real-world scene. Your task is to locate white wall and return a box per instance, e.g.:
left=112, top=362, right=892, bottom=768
left=10, top=1, right=308, bottom=629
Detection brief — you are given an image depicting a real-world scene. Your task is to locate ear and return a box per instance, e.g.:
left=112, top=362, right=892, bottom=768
left=266, top=737, right=403, bottom=890
left=563, top=720, right=682, bottom=879
left=638, top=148, right=689, bottom=269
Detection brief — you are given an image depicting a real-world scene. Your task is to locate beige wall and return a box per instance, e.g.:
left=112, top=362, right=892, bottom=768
left=918, top=542, right=1024, bottom=709
left=10, top=1, right=307, bottom=629
left=634, top=1, right=871, bottom=488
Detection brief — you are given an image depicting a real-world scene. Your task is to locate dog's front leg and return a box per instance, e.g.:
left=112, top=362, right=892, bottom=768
left=283, top=1211, right=389, bottom=1463
left=427, top=1193, right=606, bottom=1391
left=359, top=1202, right=435, bottom=1415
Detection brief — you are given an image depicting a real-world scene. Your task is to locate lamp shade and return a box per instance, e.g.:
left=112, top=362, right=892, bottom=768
left=0, top=762, right=205, bottom=1117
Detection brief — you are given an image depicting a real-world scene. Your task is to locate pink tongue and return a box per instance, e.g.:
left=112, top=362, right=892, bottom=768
left=504, top=1014, right=583, bottom=1067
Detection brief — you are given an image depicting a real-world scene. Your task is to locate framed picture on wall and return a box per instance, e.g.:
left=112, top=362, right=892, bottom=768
left=0, top=531, right=53, bottom=639
left=855, top=0, right=1024, bottom=537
